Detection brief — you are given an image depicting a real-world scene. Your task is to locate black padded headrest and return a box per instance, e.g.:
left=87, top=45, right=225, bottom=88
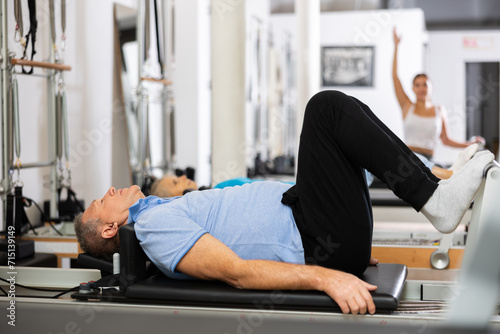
left=77, top=253, right=113, bottom=276
left=119, top=224, right=150, bottom=289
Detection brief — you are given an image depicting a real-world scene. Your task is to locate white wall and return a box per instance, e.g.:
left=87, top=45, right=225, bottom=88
left=68, top=0, right=137, bottom=209
left=271, top=8, right=427, bottom=139
left=245, top=0, right=271, bottom=167
left=173, top=0, right=212, bottom=187
left=428, top=30, right=500, bottom=164
left=211, top=0, right=247, bottom=184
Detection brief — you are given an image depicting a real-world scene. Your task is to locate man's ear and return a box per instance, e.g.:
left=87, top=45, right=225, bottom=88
left=101, top=222, right=119, bottom=239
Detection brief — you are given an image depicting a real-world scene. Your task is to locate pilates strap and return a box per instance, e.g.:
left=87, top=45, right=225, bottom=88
left=21, top=0, right=38, bottom=74
left=153, top=0, right=164, bottom=71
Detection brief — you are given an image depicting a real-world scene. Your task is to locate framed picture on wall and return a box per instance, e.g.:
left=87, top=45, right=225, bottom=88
left=321, top=46, right=374, bottom=87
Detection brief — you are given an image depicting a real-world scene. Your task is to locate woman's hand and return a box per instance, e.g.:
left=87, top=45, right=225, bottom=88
left=470, top=136, right=486, bottom=147
left=393, top=27, right=401, bottom=46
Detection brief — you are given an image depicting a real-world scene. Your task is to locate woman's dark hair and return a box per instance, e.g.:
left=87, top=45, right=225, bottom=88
left=413, top=73, right=429, bottom=84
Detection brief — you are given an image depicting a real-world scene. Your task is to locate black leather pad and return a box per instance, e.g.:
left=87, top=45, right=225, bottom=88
left=77, top=253, right=113, bottom=274
left=125, top=263, right=407, bottom=312
left=75, top=225, right=407, bottom=313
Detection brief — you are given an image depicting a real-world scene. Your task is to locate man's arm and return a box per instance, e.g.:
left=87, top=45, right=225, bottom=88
left=176, top=233, right=377, bottom=315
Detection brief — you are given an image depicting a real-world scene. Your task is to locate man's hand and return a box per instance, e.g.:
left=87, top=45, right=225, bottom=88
left=319, top=269, right=377, bottom=315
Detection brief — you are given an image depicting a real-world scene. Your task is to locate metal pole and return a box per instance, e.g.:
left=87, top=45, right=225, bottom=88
left=47, top=8, right=58, bottom=219
left=1, top=0, right=10, bottom=230
left=137, top=0, right=144, bottom=82
left=136, top=0, right=145, bottom=185
left=162, top=0, right=172, bottom=173
left=295, top=0, right=320, bottom=174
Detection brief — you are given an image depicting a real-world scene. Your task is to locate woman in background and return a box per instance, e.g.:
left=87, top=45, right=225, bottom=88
left=392, top=27, right=484, bottom=179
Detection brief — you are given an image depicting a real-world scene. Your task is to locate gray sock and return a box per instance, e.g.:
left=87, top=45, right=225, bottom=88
left=421, top=150, right=494, bottom=233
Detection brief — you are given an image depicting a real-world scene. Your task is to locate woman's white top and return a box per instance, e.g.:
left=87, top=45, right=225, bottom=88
left=403, top=104, right=442, bottom=151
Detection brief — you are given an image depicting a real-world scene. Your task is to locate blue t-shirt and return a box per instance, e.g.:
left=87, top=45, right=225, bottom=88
left=128, top=181, right=304, bottom=279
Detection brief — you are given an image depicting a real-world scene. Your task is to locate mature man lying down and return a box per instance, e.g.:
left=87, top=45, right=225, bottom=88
left=75, top=91, right=493, bottom=315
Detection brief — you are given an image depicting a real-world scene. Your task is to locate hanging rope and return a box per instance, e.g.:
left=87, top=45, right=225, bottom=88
left=21, top=0, right=38, bottom=74
left=153, top=0, right=164, bottom=72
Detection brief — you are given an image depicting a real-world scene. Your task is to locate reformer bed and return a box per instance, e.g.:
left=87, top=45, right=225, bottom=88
left=71, top=161, right=500, bottom=320
left=72, top=224, right=408, bottom=313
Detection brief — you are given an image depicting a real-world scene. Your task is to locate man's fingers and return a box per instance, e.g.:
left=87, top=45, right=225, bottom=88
left=326, top=272, right=378, bottom=314
left=352, top=295, right=367, bottom=314
left=338, top=300, right=350, bottom=314
left=361, top=289, right=376, bottom=314
left=348, top=297, right=360, bottom=315
left=340, top=291, right=375, bottom=315
left=354, top=286, right=376, bottom=314
left=367, top=299, right=376, bottom=314
left=360, top=283, right=377, bottom=314
left=364, top=282, right=378, bottom=291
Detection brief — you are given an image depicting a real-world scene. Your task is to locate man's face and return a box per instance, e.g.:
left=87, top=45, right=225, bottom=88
left=82, top=185, right=145, bottom=226
left=158, top=175, right=198, bottom=197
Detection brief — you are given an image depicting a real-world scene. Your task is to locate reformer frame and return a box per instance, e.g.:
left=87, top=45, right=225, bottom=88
left=69, top=161, right=500, bottom=322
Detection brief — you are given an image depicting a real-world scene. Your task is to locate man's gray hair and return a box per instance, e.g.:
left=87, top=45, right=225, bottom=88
left=74, top=212, right=120, bottom=258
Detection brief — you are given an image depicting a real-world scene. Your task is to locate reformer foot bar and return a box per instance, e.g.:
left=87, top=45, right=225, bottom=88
left=445, top=161, right=500, bottom=328
left=395, top=161, right=500, bottom=324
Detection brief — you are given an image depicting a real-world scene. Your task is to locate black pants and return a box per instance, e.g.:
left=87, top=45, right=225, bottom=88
left=282, top=91, right=439, bottom=276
